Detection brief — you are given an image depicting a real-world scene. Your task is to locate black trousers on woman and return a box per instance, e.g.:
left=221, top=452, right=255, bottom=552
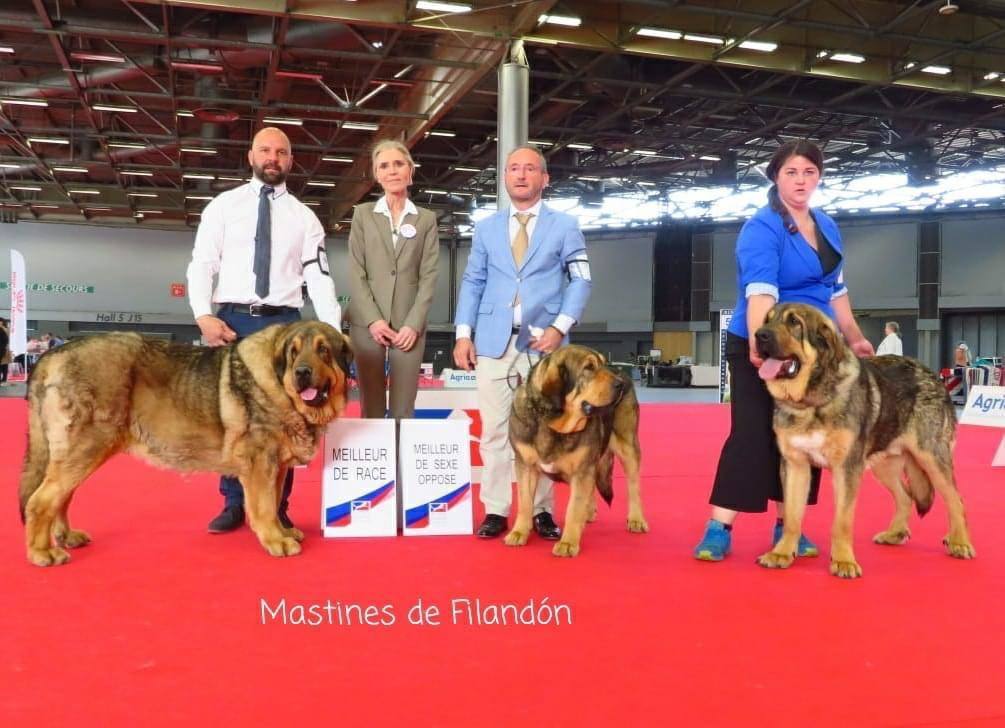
left=709, top=333, right=821, bottom=512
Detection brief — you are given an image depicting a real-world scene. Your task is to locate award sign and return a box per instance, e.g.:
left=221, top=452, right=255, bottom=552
left=399, top=419, right=473, bottom=536
left=321, top=419, right=397, bottom=537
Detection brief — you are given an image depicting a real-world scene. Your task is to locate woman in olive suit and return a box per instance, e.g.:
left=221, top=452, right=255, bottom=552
left=348, top=140, right=439, bottom=418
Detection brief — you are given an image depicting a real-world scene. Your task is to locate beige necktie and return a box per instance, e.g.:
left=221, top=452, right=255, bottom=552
left=512, top=212, right=532, bottom=267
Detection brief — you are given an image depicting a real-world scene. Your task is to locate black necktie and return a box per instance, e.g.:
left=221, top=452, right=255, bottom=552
left=254, top=185, right=274, bottom=298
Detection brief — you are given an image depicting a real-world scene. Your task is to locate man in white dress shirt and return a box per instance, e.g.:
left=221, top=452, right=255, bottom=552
left=876, top=321, right=903, bottom=357
left=187, top=126, right=342, bottom=534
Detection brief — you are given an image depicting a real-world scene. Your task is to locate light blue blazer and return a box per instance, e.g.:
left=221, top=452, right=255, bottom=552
left=455, top=203, right=591, bottom=359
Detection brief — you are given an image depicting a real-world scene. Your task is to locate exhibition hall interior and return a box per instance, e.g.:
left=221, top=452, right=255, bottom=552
left=1, top=1, right=1004, bottom=726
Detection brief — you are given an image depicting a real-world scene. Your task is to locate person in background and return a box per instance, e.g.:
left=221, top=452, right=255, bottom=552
left=347, top=140, right=439, bottom=419
left=954, top=342, right=972, bottom=368
left=0, top=318, right=10, bottom=386
left=876, top=321, right=903, bottom=356
left=187, top=126, right=342, bottom=535
left=692, top=139, right=875, bottom=562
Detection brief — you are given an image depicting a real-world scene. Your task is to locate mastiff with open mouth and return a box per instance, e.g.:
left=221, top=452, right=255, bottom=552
left=754, top=302, right=975, bottom=578
left=19, top=320, right=351, bottom=566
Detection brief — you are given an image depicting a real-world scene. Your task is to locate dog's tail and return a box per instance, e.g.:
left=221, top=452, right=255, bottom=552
left=19, top=388, right=49, bottom=523
left=903, top=456, right=935, bottom=518
left=596, top=452, right=614, bottom=506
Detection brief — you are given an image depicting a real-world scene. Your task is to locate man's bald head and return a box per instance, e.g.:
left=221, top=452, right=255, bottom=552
left=248, top=126, right=293, bottom=185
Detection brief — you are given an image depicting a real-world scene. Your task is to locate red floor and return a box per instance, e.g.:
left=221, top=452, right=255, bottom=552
left=1, top=398, right=1004, bottom=727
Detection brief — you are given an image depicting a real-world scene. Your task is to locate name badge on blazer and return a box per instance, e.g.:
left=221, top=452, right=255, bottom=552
left=398, top=223, right=417, bottom=239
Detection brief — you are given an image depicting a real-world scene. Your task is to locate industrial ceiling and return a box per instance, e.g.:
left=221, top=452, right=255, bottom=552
left=4, top=0, right=1005, bottom=232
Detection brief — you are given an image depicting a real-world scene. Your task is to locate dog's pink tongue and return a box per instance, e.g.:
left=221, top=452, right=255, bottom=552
left=758, top=358, right=786, bottom=381
left=300, top=387, right=318, bottom=401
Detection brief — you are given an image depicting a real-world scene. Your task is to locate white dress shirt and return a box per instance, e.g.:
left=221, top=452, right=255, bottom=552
left=373, top=195, right=418, bottom=250
left=456, top=200, right=576, bottom=340
left=187, top=177, right=341, bottom=327
left=876, top=333, right=903, bottom=356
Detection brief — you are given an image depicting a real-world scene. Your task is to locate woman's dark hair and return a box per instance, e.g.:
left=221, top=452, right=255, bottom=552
left=765, top=140, right=824, bottom=233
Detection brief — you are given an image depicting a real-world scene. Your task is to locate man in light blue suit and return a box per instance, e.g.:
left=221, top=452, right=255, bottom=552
left=453, top=146, right=592, bottom=539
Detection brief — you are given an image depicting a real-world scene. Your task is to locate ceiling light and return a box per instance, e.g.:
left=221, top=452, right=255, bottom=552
left=176, top=110, right=195, bottom=118
left=939, top=1, right=960, bottom=16
left=985, top=72, right=1001, bottom=81
left=737, top=40, right=777, bottom=53
left=52, top=166, right=88, bottom=173
left=27, top=137, right=69, bottom=145
left=32, top=204, right=60, bottom=209
left=683, top=33, right=725, bottom=45
left=428, top=130, right=456, bottom=137
left=904, top=62, right=917, bottom=70
left=185, top=195, right=214, bottom=200
left=454, top=166, right=481, bottom=172
left=70, top=51, right=125, bottom=63
left=578, top=176, right=602, bottom=182
left=0, top=163, right=24, bottom=169
left=68, top=189, right=101, bottom=195
left=415, top=1, right=472, bottom=13
left=423, top=189, right=449, bottom=195
left=342, top=121, right=379, bottom=131
left=219, top=176, right=248, bottom=182
left=93, top=104, right=138, bottom=113
left=922, top=65, right=952, bottom=75
left=119, top=170, right=153, bottom=176
left=538, top=14, right=582, bottom=27
left=830, top=52, right=866, bottom=64
left=263, top=117, right=303, bottom=126
left=700, top=155, right=722, bottom=161
left=1, top=97, right=49, bottom=107
left=816, top=50, right=830, bottom=59
left=528, top=139, right=553, bottom=147
left=306, top=181, right=336, bottom=187
left=567, top=143, right=593, bottom=150
left=322, top=156, right=354, bottom=163
left=83, top=207, right=111, bottom=212
left=10, top=185, right=42, bottom=191
left=127, top=192, right=158, bottom=197
left=372, top=41, right=384, bottom=49
left=633, top=149, right=658, bottom=156
left=137, top=209, right=162, bottom=214
left=0, top=47, right=14, bottom=54
left=181, top=147, right=217, bottom=155
left=638, top=181, right=657, bottom=186
left=305, top=201, right=321, bottom=206
left=107, top=142, right=146, bottom=149
left=170, top=61, right=224, bottom=73
left=182, top=173, right=215, bottom=180
left=637, top=27, right=682, bottom=41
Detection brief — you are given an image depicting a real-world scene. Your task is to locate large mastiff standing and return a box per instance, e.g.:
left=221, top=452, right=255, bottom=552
left=19, top=321, right=351, bottom=566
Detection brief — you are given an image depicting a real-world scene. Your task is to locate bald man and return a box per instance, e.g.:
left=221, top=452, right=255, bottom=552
left=187, top=126, right=342, bottom=534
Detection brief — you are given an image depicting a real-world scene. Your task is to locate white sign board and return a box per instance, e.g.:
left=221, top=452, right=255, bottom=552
left=440, top=368, right=478, bottom=388
left=399, top=419, right=473, bottom=536
left=959, top=386, right=1005, bottom=467
left=321, top=419, right=397, bottom=537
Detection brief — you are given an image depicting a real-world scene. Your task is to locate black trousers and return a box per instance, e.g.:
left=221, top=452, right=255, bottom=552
left=709, top=333, right=821, bottom=513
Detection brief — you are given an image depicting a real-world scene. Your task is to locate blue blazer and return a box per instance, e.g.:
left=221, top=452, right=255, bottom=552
left=728, top=204, right=847, bottom=339
left=455, top=203, right=591, bottom=359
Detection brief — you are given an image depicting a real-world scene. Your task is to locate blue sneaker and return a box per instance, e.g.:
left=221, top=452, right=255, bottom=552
left=694, top=519, right=731, bottom=561
left=772, top=522, right=819, bottom=557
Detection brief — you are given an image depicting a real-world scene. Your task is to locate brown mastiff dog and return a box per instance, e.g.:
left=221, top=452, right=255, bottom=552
left=506, top=345, right=648, bottom=557
left=19, top=320, right=351, bottom=566
left=754, top=302, right=975, bottom=578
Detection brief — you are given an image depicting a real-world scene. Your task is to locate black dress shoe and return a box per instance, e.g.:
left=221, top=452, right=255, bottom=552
left=477, top=514, right=508, bottom=538
left=208, top=504, right=245, bottom=534
left=533, top=512, right=561, bottom=540
left=278, top=508, right=295, bottom=530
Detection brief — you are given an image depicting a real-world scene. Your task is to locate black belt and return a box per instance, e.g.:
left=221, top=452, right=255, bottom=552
left=220, top=303, right=297, bottom=317
left=512, top=326, right=521, bottom=334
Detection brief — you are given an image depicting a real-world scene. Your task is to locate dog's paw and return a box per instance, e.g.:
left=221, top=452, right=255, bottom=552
left=829, top=559, right=863, bottom=579
left=28, top=546, right=71, bottom=567
left=756, top=550, right=794, bottom=569
left=61, top=529, right=92, bottom=549
left=873, top=528, right=910, bottom=546
left=262, top=535, right=302, bottom=558
left=552, top=541, right=580, bottom=558
left=626, top=516, right=649, bottom=533
left=282, top=526, right=305, bottom=543
left=504, top=530, right=529, bottom=547
left=944, top=538, right=976, bottom=559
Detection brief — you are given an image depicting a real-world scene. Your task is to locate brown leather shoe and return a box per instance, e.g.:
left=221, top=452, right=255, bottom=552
left=476, top=514, right=508, bottom=538
left=533, top=512, right=561, bottom=540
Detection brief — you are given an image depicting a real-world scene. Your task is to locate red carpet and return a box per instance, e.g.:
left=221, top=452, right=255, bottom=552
left=2, top=399, right=1004, bottom=727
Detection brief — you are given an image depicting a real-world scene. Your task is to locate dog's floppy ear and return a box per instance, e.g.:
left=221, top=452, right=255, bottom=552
left=335, top=332, right=353, bottom=374
left=273, top=324, right=295, bottom=382
left=531, top=352, right=569, bottom=415
left=807, top=309, right=844, bottom=371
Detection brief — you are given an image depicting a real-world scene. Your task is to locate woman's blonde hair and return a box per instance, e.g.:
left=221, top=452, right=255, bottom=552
left=371, top=139, right=415, bottom=177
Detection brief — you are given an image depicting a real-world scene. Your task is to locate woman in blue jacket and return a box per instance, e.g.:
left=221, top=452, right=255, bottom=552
left=693, top=140, right=874, bottom=561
